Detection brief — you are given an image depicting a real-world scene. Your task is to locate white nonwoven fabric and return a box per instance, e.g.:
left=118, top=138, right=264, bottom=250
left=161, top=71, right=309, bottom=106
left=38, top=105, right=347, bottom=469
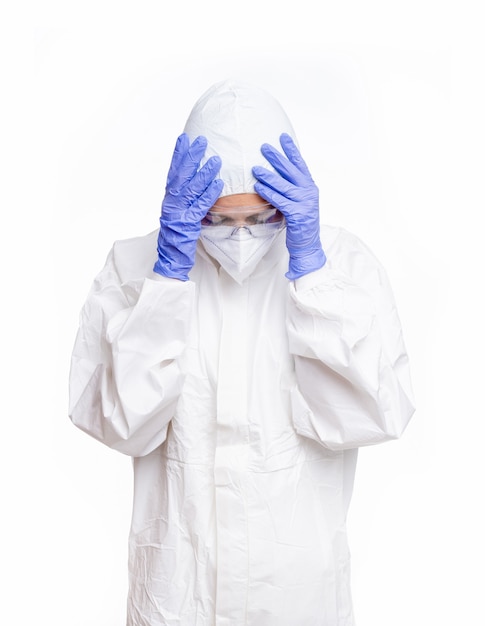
left=183, top=79, right=297, bottom=197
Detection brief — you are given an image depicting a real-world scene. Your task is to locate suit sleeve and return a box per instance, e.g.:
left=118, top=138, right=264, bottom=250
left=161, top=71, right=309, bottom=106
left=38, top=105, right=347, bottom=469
left=68, top=245, right=194, bottom=457
left=287, top=229, right=415, bottom=450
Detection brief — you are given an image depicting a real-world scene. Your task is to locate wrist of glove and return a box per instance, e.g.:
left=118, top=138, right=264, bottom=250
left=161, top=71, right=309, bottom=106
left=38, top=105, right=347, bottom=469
left=252, top=133, right=326, bottom=280
left=154, top=214, right=202, bottom=280
left=285, top=230, right=326, bottom=281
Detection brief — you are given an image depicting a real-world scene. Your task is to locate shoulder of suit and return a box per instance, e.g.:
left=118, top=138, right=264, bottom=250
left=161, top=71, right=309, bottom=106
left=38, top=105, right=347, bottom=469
left=111, top=229, right=159, bottom=282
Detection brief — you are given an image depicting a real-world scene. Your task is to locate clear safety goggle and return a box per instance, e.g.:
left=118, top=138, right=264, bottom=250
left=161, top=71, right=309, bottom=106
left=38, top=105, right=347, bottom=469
left=201, top=202, right=285, bottom=228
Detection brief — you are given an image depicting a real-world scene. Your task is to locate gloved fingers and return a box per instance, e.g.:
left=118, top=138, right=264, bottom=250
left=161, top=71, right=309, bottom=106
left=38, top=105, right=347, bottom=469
left=165, top=133, right=190, bottom=187
left=253, top=180, right=293, bottom=217
left=191, top=178, right=224, bottom=215
left=279, top=133, right=314, bottom=180
left=183, top=156, right=222, bottom=205
left=252, top=165, right=299, bottom=202
left=166, top=135, right=208, bottom=195
left=258, top=142, right=303, bottom=186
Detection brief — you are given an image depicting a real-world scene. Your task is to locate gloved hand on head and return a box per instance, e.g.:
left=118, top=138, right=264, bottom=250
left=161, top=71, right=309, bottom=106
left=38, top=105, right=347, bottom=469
left=252, top=133, right=326, bottom=280
left=153, top=133, right=223, bottom=281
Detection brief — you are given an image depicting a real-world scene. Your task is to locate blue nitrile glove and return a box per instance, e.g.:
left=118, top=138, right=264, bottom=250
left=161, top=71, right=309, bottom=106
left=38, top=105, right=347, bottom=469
left=252, top=133, right=326, bottom=280
left=153, top=133, right=223, bottom=280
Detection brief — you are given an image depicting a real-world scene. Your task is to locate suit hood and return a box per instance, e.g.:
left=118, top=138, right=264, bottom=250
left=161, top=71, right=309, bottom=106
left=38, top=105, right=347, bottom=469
left=183, top=79, right=298, bottom=197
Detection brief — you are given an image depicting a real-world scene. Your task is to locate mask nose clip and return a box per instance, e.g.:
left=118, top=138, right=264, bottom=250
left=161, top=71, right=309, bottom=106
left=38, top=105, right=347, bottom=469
left=230, top=225, right=253, bottom=239
left=231, top=225, right=253, bottom=236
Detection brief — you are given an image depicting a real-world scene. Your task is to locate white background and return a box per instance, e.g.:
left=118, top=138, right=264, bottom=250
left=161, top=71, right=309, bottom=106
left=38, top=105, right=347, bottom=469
left=2, top=1, right=484, bottom=624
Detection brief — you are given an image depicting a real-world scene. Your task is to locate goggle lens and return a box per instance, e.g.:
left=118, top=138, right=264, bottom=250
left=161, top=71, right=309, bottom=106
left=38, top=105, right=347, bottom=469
left=202, top=205, right=284, bottom=227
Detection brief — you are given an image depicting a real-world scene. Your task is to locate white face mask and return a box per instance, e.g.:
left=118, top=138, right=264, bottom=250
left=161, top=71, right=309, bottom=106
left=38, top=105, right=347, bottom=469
left=200, top=221, right=285, bottom=284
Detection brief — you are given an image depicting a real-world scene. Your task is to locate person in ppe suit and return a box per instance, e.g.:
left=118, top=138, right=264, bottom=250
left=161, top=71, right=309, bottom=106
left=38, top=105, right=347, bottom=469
left=69, top=79, right=415, bottom=626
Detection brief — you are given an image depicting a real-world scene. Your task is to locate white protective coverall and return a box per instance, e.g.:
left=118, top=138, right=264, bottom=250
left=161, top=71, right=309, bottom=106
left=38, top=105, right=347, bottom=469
left=69, top=80, right=415, bottom=626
